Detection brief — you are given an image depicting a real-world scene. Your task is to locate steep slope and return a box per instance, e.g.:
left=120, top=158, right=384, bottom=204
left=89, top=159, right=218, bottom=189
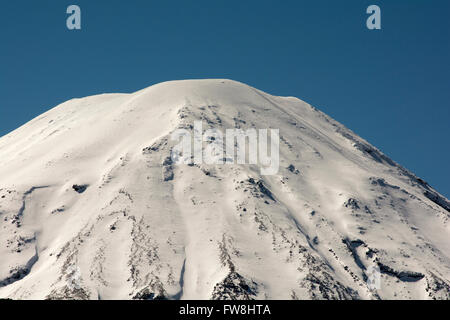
left=0, top=79, right=449, bottom=300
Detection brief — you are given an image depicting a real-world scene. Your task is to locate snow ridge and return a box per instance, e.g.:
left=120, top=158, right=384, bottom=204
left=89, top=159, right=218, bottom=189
left=0, top=79, right=449, bottom=300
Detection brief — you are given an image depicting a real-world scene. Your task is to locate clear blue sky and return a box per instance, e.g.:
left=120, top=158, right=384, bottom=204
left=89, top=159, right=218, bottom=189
left=1, top=0, right=449, bottom=198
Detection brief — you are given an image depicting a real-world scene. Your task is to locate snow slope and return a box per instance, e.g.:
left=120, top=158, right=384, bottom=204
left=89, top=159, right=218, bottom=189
left=0, top=79, right=449, bottom=300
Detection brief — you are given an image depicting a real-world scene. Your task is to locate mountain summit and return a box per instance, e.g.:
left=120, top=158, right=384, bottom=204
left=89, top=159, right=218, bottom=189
left=0, top=79, right=449, bottom=299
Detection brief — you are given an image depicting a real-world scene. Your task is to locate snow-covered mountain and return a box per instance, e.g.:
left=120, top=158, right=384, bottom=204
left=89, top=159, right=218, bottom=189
left=0, top=79, right=449, bottom=300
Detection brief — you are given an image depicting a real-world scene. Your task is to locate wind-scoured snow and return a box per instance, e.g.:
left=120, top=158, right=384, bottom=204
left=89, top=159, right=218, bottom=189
left=0, top=79, right=449, bottom=300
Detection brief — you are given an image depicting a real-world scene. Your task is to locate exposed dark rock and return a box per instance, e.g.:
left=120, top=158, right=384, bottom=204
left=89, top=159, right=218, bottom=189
left=300, top=272, right=359, bottom=300
left=366, top=247, right=378, bottom=258
left=132, top=288, right=167, bottom=300
left=370, top=177, right=400, bottom=189
left=162, top=156, right=174, bottom=181
left=142, top=138, right=168, bottom=154
left=351, top=141, right=396, bottom=167
left=344, top=198, right=360, bottom=210
left=370, top=176, right=450, bottom=213
left=257, top=180, right=275, bottom=201
left=162, top=156, right=173, bottom=166
left=425, top=273, right=450, bottom=300
left=378, top=262, right=424, bottom=282
left=287, top=164, right=300, bottom=174
left=423, top=190, right=450, bottom=212
left=51, top=206, right=65, bottom=214
left=0, top=251, right=38, bottom=288
left=364, top=206, right=372, bottom=214
left=342, top=238, right=366, bottom=271
left=46, top=286, right=90, bottom=300
left=72, top=185, right=88, bottom=194
left=246, top=178, right=275, bottom=201
left=211, top=272, right=258, bottom=300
